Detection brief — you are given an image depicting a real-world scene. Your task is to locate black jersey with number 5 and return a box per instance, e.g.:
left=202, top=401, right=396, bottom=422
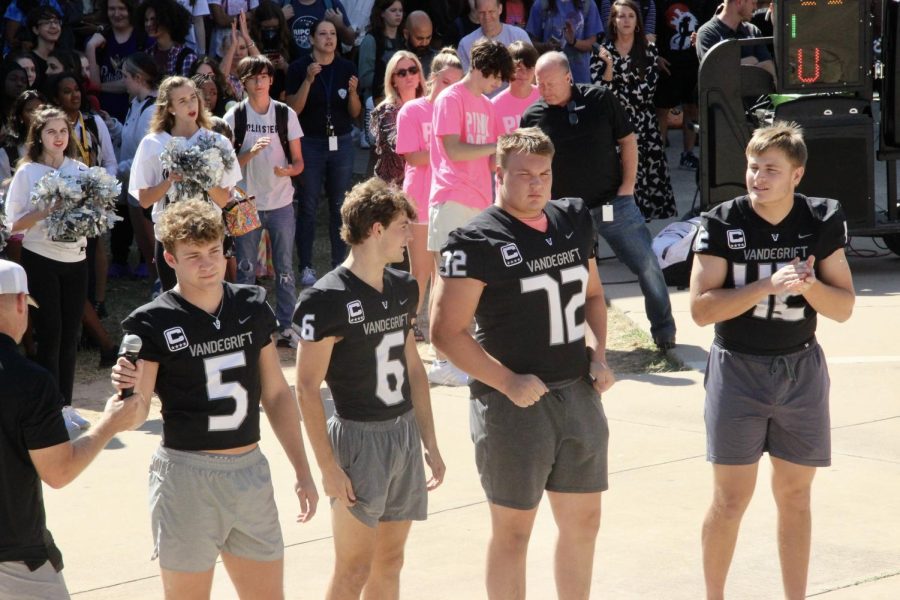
left=121, top=283, right=277, bottom=450
left=693, top=194, right=847, bottom=354
left=440, top=198, right=597, bottom=397
left=293, top=267, right=417, bottom=421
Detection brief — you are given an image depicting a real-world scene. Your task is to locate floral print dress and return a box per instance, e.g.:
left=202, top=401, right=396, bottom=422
left=591, top=41, right=676, bottom=220
left=370, top=102, right=405, bottom=186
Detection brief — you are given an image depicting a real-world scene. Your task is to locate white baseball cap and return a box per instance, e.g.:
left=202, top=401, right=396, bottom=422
left=0, top=260, right=38, bottom=307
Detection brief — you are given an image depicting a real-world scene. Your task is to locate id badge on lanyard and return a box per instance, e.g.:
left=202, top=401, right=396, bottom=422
left=321, top=68, right=338, bottom=152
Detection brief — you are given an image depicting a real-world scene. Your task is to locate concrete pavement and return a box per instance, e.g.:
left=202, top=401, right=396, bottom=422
left=49, top=139, right=900, bottom=598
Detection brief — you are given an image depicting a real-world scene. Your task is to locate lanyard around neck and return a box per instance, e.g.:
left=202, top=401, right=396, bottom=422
left=70, top=113, right=92, bottom=165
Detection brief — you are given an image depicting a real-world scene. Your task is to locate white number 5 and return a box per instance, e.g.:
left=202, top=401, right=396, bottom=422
left=205, top=351, right=249, bottom=431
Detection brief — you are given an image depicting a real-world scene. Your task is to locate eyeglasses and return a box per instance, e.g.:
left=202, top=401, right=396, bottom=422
left=38, top=18, right=61, bottom=26
left=566, top=100, right=578, bottom=126
left=394, top=65, right=420, bottom=78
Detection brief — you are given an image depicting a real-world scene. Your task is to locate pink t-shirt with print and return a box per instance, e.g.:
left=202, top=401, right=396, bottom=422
left=491, top=85, right=541, bottom=136
left=429, top=81, right=496, bottom=210
left=395, top=97, right=433, bottom=222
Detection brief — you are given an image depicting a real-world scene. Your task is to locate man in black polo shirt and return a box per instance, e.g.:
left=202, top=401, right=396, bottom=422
left=521, top=51, right=677, bottom=348
left=0, top=259, right=140, bottom=599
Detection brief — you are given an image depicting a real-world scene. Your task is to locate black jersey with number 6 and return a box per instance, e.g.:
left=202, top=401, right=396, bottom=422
left=121, top=283, right=277, bottom=450
left=440, top=198, right=597, bottom=397
left=693, top=194, right=847, bottom=354
left=293, top=267, right=417, bottom=422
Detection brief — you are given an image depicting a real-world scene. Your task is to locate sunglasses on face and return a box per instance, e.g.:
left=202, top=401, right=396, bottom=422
left=394, top=65, right=419, bottom=78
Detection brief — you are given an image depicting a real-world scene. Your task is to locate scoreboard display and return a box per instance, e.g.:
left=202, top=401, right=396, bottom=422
left=775, top=0, right=870, bottom=93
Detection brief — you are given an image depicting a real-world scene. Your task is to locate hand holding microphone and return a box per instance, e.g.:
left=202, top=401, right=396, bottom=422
left=113, top=334, right=142, bottom=399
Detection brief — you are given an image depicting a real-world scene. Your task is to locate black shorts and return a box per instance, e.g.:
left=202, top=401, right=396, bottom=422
left=654, top=63, right=699, bottom=109
left=704, top=342, right=831, bottom=467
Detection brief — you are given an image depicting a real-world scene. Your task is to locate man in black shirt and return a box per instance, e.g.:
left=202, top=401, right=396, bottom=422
left=432, top=128, right=614, bottom=598
left=0, top=259, right=140, bottom=599
left=116, top=199, right=317, bottom=600
left=696, top=0, right=775, bottom=77
left=522, top=51, right=677, bottom=348
left=690, top=123, right=854, bottom=599
left=294, top=177, right=444, bottom=599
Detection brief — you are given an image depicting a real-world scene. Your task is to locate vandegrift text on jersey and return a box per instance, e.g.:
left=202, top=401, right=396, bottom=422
left=526, top=247, right=583, bottom=273
left=188, top=332, right=256, bottom=358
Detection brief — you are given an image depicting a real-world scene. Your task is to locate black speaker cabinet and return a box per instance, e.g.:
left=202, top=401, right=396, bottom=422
left=883, top=0, right=900, bottom=147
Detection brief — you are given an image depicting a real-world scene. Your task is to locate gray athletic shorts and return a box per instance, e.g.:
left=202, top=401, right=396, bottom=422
left=328, top=409, right=427, bottom=528
left=470, top=378, right=609, bottom=510
left=704, top=342, right=831, bottom=467
left=0, top=561, right=69, bottom=600
left=148, top=445, right=284, bottom=572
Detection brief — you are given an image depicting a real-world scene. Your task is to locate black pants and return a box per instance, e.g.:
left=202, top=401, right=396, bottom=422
left=155, top=241, right=177, bottom=291
left=109, top=203, right=134, bottom=266
left=21, top=249, right=88, bottom=404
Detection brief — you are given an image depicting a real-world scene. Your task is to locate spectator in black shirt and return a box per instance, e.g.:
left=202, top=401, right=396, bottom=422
left=696, top=0, right=774, bottom=77
left=0, top=259, right=141, bottom=599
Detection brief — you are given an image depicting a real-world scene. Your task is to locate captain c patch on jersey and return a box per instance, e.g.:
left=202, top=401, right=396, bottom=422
left=501, top=243, right=523, bottom=267
left=164, top=327, right=189, bottom=352
left=347, top=300, right=365, bottom=324
left=726, top=229, right=746, bottom=250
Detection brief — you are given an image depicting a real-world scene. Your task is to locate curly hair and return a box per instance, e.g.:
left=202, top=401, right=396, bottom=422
left=157, top=198, right=225, bottom=254
left=148, top=76, right=214, bottom=134
left=340, top=177, right=416, bottom=245
left=137, top=0, right=192, bottom=45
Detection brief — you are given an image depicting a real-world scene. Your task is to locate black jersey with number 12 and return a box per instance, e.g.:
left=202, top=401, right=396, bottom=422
left=293, top=267, right=417, bottom=422
left=440, top=198, right=598, bottom=397
left=693, top=194, right=847, bottom=354
left=122, top=283, right=277, bottom=451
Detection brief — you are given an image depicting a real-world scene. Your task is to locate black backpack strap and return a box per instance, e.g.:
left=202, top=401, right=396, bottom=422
left=232, top=100, right=248, bottom=154
left=274, top=101, right=292, bottom=162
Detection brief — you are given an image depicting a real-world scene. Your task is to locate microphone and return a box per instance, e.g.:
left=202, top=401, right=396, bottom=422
left=118, top=334, right=142, bottom=399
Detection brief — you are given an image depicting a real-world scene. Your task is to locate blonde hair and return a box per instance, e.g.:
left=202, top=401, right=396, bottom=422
left=496, top=127, right=555, bottom=170
left=340, top=177, right=416, bottom=245
left=380, top=50, right=425, bottom=108
left=746, top=121, right=808, bottom=167
left=148, top=76, right=214, bottom=134
left=426, top=47, right=463, bottom=93
left=157, top=198, right=225, bottom=254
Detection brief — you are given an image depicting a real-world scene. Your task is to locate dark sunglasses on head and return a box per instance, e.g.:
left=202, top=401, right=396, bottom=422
left=394, top=65, right=420, bottom=78
left=566, top=100, right=579, bottom=126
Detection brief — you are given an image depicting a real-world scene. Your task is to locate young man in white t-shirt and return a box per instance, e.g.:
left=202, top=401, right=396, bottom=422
left=224, top=56, right=305, bottom=347
left=427, top=38, right=512, bottom=386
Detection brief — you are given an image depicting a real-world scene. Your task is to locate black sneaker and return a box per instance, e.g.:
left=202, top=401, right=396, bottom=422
left=654, top=337, right=676, bottom=351
left=679, top=151, right=699, bottom=171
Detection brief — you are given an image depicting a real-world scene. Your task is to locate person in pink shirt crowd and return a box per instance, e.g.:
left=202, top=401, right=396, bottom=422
left=490, top=40, right=540, bottom=136
left=395, top=48, right=464, bottom=342
left=426, top=38, right=513, bottom=386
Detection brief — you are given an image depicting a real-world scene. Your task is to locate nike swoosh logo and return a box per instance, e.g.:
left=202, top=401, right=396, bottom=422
left=239, top=316, right=251, bottom=324
left=565, top=232, right=574, bottom=239
left=399, top=299, right=408, bottom=305
left=798, top=233, right=813, bottom=239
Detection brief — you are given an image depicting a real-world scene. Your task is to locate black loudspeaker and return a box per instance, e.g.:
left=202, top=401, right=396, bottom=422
left=775, top=98, right=875, bottom=229
left=883, top=0, right=900, bottom=147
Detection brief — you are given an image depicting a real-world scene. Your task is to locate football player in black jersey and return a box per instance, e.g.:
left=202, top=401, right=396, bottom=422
left=431, top=128, right=615, bottom=599
left=293, top=178, right=445, bottom=600
left=113, top=199, right=318, bottom=600
left=690, top=122, right=854, bottom=600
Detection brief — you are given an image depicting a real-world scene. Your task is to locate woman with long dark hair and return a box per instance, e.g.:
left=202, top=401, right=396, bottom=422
left=591, top=0, right=674, bottom=219
left=129, top=76, right=241, bottom=290
left=285, top=19, right=361, bottom=286
left=5, top=106, right=92, bottom=432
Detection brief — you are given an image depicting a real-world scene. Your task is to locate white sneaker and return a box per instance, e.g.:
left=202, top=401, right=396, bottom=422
left=63, top=406, right=91, bottom=430
left=300, top=267, right=317, bottom=287
left=427, top=360, right=469, bottom=387
left=276, top=327, right=300, bottom=349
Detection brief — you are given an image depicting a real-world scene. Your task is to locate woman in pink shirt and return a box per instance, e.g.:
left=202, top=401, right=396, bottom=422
left=395, top=48, right=463, bottom=341
left=490, top=40, right=541, bottom=136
